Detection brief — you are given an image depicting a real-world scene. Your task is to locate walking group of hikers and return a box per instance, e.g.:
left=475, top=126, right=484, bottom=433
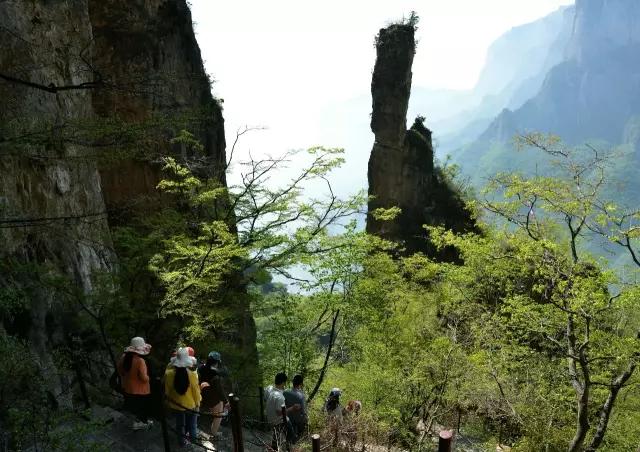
left=264, top=373, right=362, bottom=451
left=114, top=337, right=229, bottom=448
left=115, top=336, right=362, bottom=450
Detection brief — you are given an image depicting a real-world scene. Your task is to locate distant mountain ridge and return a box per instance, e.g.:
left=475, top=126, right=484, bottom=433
left=416, top=4, right=575, bottom=152
left=452, top=0, right=640, bottom=188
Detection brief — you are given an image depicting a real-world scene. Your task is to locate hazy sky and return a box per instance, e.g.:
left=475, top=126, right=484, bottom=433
left=190, top=0, right=573, bottom=188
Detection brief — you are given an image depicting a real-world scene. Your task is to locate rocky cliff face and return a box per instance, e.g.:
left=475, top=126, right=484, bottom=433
left=0, top=0, right=257, bottom=405
left=366, top=24, right=475, bottom=256
left=88, top=0, right=228, bottom=209
left=567, top=0, right=640, bottom=65
left=0, top=0, right=115, bottom=405
left=455, top=0, right=640, bottom=191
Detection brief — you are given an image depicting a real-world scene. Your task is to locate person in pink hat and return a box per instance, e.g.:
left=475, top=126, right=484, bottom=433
left=117, top=336, right=153, bottom=430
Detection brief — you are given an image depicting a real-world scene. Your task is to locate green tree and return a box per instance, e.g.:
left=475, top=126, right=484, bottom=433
left=440, top=133, right=640, bottom=451
left=149, top=141, right=366, bottom=339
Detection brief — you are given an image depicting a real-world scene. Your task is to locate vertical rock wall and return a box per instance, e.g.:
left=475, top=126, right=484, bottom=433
left=366, top=23, right=475, bottom=256
left=0, top=0, right=259, bottom=407
left=88, top=0, right=228, bottom=208
left=568, top=0, right=640, bottom=65
left=87, top=0, right=260, bottom=399
left=0, top=0, right=115, bottom=404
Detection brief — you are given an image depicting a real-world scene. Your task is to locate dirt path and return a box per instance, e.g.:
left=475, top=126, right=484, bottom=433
left=92, top=406, right=269, bottom=452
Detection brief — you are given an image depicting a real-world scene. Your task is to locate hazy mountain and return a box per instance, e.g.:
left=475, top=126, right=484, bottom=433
left=454, top=0, right=640, bottom=190
left=322, top=5, right=575, bottom=198
left=420, top=4, right=574, bottom=153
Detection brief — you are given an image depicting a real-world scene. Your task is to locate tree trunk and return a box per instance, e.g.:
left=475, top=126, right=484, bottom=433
left=568, top=314, right=591, bottom=452
left=586, top=363, right=636, bottom=451
left=568, top=385, right=590, bottom=452
left=307, top=309, right=339, bottom=403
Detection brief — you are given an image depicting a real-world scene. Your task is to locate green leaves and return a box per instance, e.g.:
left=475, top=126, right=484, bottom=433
left=170, top=129, right=204, bottom=155
left=370, top=206, right=402, bottom=221
left=140, top=137, right=367, bottom=343
left=156, top=156, right=202, bottom=194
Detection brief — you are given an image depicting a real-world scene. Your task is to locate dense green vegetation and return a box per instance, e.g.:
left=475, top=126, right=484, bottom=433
left=254, top=134, right=640, bottom=451
left=3, top=129, right=640, bottom=451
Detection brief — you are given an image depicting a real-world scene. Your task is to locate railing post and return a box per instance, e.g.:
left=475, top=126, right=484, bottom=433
left=438, top=430, right=454, bottom=452
left=230, top=393, right=244, bottom=452
left=159, top=380, right=171, bottom=452
left=312, top=433, right=321, bottom=452
left=259, top=386, right=266, bottom=426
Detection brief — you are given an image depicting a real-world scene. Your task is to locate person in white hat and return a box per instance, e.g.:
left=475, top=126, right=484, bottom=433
left=117, top=337, right=153, bottom=430
left=164, top=347, right=202, bottom=447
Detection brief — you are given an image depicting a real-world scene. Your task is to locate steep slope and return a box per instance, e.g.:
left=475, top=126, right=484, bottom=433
left=366, top=23, right=475, bottom=256
left=0, top=0, right=258, bottom=407
left=456, top=0, right=640, bottom=192
left=426, top=4, right=574, bottom=153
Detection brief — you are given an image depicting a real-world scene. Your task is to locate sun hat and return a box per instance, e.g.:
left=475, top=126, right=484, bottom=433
left=171, top=347, right=196, bottom=359
left=170, top=347, right=196, bottom=368
left=124, top=337, right=151, bottom=355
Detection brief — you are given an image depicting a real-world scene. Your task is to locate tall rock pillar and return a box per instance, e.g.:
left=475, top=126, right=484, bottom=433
left=366, top=23, right=475, bottom=256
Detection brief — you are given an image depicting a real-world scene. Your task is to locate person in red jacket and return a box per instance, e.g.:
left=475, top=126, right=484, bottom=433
left=118, top=336, right=153, bottom=430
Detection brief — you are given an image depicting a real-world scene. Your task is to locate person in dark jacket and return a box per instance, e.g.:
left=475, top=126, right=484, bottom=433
left=284, top=374, right=308, bottom=441
left=197, top=351, right=229, bottom=439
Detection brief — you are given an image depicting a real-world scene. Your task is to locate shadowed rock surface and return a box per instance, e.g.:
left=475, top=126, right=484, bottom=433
left=0, top=0, right=258, bottom=410
left=366, top=23, right=476, bottom=257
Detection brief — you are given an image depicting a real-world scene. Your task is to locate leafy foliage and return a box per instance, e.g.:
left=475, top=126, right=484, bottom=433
left=253, top=134, right=640, bottom=451
left=6, top=122, right=640, bottom=451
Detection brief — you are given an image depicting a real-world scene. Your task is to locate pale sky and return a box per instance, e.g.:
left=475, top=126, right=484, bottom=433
left=190, top=0, right=574, bottom=191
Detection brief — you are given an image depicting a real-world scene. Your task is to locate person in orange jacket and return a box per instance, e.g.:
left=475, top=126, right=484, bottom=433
left=117, top=337, right=153, bottom=430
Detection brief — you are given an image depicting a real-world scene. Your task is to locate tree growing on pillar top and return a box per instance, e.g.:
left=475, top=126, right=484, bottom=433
left=367, top=22, right=476, bottom=258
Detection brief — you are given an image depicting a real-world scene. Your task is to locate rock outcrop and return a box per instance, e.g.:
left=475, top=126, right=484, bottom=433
left=567, top=0, right=640, bottom=65
left=0, top=0, right=258, bottom=406
left=366, top=23, right=475, bottom=256
left=88, top=0, right=228, bottom=209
